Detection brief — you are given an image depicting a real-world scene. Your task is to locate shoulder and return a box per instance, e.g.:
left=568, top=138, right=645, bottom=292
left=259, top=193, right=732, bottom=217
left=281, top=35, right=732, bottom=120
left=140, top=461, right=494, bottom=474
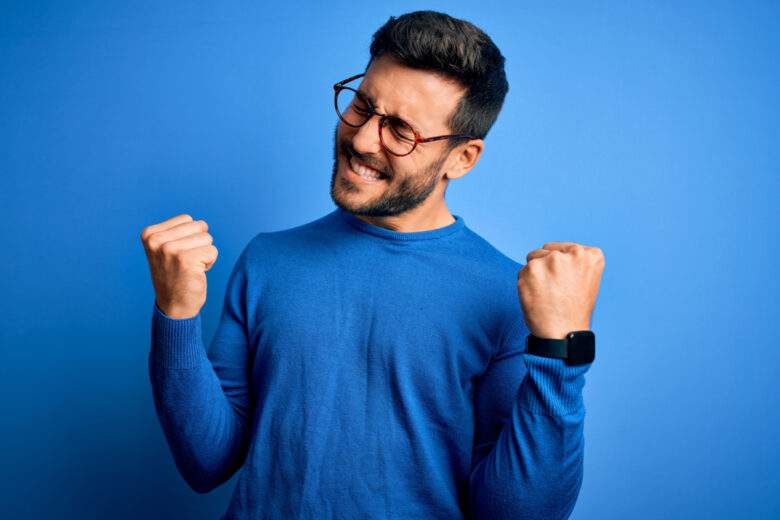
left=241, top=210, right=339, bottom=261
left=460, top=225, right=525, bottom=281
left=458, top=225, right=529, bottom=354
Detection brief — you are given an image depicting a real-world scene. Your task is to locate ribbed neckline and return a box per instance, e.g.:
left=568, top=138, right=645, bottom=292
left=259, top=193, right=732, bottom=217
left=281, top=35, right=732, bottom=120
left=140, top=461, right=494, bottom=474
left=336, top=207, right=465, bottom=242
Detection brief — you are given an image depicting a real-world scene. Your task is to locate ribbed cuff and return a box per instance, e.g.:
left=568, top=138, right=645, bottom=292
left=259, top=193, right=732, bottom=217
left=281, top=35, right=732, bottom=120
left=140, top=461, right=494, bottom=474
left=149, top=301, right=208, bottom=369
left=518, top=354, right=590, bottom=416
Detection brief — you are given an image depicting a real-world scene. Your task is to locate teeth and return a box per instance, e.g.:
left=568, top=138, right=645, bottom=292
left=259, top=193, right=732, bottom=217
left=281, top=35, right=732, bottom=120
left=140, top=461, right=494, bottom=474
left=350, top=156, right=382, bottom=180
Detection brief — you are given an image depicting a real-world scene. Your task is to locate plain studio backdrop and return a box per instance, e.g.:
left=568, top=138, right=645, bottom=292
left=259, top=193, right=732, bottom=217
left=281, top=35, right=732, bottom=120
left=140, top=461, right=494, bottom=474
left=1, top=1, right=778, bottom=518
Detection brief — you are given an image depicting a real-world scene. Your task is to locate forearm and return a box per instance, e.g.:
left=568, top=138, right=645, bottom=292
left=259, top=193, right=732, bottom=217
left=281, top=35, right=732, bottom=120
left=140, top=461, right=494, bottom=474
left=468, top=355, right=589, bottom=519
left=149, top=302, right=250, bottom=493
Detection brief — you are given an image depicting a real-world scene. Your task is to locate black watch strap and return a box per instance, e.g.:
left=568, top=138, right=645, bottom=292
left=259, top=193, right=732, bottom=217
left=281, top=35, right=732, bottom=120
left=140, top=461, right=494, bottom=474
left=526, top=335, right=568, bottom=358
left=525, top=330, right=595, bottom=366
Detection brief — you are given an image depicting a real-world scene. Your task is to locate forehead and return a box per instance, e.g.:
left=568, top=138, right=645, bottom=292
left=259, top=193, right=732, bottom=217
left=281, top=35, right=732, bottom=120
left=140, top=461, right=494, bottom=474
left=359, top=55, right=466, bottom=132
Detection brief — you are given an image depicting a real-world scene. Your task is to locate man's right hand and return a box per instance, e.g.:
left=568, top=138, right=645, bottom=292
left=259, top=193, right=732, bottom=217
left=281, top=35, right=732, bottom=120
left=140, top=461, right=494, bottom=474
left=140, top=214, right=219, bottom=319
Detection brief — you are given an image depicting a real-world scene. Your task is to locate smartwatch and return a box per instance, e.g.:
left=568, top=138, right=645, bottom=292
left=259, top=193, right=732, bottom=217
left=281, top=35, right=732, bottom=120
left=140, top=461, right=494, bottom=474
left=525, top=330, right=595, bottom=366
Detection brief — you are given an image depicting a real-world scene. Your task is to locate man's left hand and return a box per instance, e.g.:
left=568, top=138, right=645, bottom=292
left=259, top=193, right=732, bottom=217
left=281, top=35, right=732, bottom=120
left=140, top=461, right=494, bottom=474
left=517, top=242, right=605, bottom=340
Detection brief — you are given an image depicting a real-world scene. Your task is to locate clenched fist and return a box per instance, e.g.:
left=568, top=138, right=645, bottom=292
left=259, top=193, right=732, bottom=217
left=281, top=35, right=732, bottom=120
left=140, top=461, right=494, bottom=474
left=140, top=214, right=219, bottom=319
left=517, top=242, right=605, bottom=340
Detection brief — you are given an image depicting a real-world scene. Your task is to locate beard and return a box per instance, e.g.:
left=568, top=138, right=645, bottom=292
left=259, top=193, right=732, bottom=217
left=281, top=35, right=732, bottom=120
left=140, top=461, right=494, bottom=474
left=329, top=122, right=448, bottom=217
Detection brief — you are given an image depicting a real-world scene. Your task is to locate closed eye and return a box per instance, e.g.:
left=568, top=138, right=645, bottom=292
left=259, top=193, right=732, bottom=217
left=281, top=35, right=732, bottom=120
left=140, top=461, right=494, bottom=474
left=388, top=119, right=416, bottom=143
left=353, top=104, right=371, bottom=115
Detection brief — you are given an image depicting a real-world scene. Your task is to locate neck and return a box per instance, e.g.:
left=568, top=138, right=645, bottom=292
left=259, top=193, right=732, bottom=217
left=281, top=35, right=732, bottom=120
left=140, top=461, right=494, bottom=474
left=353, top=198, right=455, bottom=233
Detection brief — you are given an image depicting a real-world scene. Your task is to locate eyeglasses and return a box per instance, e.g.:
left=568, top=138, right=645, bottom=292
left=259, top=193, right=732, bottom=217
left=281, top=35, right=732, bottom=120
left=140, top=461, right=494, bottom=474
left=333, top=72, right=478, bottom=157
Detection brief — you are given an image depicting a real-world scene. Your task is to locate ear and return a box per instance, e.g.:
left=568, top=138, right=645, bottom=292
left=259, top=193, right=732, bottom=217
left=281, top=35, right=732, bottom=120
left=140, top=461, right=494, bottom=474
left=444, top=139, right=484, bottom=180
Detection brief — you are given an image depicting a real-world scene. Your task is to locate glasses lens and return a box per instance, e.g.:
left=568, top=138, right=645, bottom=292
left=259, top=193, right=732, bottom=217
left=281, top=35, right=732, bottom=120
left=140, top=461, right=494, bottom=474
left=380, top=117, right=416, bottom=155
left=336, top=88, right=370, bottom=126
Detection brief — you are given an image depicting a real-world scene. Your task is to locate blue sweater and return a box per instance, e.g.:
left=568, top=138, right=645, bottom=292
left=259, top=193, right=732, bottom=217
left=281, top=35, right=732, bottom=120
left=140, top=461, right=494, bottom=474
left=149, top=207, right=591, bottom=519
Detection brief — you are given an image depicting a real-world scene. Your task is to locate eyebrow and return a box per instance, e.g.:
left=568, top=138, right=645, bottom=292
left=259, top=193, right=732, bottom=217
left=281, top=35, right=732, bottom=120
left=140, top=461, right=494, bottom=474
left=357, top=88, right=422, bottom=132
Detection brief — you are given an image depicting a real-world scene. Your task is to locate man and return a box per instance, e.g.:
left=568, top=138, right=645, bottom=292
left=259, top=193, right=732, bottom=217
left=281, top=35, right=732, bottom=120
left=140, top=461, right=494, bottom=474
left=141, top=10, right=604, bottom=520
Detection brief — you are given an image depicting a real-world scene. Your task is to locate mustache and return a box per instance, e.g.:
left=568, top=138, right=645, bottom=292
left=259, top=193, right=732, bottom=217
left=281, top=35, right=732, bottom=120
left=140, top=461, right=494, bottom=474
left=340, top=141, right=390, bottom=178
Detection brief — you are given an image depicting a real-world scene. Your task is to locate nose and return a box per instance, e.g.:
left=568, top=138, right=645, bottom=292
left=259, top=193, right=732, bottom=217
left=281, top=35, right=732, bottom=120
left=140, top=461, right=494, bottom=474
left=349, top=115, right=383, bottom=156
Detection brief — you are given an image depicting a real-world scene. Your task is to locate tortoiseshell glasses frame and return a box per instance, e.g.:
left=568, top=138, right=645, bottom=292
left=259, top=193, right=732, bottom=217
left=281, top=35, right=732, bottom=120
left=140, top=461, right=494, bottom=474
left=333, top=72, right=478, bottom=157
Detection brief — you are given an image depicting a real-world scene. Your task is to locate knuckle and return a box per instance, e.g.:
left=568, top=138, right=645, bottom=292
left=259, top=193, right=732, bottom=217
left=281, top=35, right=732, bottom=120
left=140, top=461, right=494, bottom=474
left=589, top=246, right=605, bottom=262
left=547, top=250, right=564, bottom=263
left=172, top=254, right=186, bottom=269
left=526, top=249, right=541, bottom=262
left=147, top=235, right=161, bottom=251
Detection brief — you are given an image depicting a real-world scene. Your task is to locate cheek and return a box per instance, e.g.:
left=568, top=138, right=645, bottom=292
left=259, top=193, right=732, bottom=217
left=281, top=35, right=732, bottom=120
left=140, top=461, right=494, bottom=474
left=397, top=155, right=423, bottom=175
left=339, top=121, right=358, bottom=141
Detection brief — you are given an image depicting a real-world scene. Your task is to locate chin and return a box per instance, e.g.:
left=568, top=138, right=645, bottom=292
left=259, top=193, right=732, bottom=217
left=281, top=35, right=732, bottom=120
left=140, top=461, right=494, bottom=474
left=330, top=161, right=360, bottom=209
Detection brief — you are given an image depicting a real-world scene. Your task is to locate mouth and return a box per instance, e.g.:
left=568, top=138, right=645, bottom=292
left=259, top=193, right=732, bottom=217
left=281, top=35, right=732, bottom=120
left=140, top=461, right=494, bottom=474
left=344, top=153, right=389, bottom=184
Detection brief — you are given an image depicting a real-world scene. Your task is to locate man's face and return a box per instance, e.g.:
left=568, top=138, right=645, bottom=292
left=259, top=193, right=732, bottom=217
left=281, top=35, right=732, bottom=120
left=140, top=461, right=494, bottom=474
left=330, top=55, right=466, bottom=217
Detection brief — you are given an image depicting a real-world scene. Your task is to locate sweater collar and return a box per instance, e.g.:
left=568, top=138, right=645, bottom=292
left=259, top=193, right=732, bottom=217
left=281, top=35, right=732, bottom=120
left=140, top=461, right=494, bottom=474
left=336, top=206, right=465, bottom=242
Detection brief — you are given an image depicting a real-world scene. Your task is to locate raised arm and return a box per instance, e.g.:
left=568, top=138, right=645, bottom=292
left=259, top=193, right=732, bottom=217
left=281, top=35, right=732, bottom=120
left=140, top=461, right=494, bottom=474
left=142, top=216, right=254, bottom=493
left=470, top=243, right=603, bottom=518
left=468, top=316, right=590, bottom=519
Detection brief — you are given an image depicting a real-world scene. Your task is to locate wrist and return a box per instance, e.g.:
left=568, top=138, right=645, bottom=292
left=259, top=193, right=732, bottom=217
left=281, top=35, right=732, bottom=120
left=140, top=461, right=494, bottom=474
left=529, top=323, right=590, bottom=340
left=155, top=299, right=200, bottom=320
left=526, top=330, right=595, bottom=366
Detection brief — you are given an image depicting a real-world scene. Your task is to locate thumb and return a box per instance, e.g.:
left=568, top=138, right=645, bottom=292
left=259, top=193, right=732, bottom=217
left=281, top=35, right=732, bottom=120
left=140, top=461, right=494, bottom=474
left=192, top=244, right=218, bottom=272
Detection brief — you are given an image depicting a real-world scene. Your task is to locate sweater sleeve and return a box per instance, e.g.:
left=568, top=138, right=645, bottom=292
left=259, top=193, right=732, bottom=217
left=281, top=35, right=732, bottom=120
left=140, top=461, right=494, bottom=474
left=148, top=243, right=254, bottom=494
left=467, top=315, right=591, bottom=519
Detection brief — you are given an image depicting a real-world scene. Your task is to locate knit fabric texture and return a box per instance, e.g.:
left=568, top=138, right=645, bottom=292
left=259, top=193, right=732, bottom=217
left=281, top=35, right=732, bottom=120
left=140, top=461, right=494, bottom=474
left=149, top=207, right=591, bottom=519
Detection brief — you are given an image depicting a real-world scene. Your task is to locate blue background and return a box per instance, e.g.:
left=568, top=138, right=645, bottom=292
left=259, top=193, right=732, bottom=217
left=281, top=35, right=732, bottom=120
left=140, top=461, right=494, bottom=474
left=2, top=1, right=778, bottom=518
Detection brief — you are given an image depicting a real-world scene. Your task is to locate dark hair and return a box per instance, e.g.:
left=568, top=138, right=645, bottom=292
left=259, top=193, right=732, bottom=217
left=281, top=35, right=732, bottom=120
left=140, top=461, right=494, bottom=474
left=367, top=10, right=509, bottom=147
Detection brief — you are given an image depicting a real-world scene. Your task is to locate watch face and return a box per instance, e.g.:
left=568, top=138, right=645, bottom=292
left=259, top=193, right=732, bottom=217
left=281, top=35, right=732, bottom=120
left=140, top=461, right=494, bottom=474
left=566, top=330, right=595, bottom=365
